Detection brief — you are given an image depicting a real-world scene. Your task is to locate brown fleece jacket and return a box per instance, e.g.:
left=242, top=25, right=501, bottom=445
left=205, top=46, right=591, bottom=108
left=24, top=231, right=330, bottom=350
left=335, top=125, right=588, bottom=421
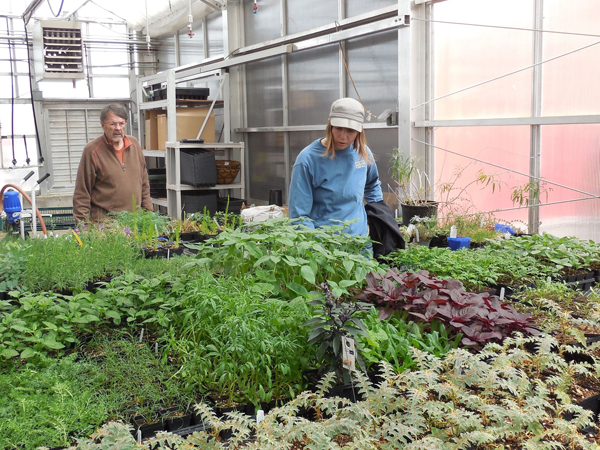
left=73, top=134, right=152, bottom=223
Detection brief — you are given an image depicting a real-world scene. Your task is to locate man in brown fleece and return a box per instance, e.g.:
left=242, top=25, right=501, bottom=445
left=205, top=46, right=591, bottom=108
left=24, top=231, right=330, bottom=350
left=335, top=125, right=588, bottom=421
left=73, top=104, right=153, bottom=223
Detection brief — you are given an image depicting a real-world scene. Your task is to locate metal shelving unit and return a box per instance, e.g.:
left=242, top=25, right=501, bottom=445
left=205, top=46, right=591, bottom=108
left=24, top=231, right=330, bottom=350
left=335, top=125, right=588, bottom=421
left=165, top=141, right=245, bottom=218
left=137, top=69, right=245, bottom=218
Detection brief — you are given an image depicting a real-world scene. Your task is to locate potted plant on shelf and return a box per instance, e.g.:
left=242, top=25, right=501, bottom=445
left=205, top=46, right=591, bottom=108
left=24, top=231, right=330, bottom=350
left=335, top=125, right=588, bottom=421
left=390, top=151, right=439, bottom=227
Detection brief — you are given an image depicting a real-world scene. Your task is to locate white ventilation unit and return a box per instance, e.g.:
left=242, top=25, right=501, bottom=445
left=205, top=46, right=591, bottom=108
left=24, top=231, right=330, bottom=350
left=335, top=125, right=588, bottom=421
left=32, top=20, right=85, bottom=80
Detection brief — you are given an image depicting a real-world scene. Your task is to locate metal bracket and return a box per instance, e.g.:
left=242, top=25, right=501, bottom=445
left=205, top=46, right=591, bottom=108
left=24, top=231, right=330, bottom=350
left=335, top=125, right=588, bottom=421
left=200, top=0, right=226, bottom=11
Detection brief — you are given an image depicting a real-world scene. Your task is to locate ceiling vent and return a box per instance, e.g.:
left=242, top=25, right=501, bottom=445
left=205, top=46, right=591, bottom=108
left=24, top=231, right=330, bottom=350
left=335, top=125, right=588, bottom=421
left=32, top=20, right=85, bottom=80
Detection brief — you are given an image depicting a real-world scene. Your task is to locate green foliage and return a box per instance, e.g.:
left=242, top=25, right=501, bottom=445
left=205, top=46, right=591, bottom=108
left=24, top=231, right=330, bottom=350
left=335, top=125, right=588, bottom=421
left=487, top=233, right=600, bottom=275
left=0, top=354, right=117, bottom=449
left=69, top=334, right=600, bottom=449
left=188, top=207, right=219, bottom=235
left=154, top=274, right=314, bottom=408
left=385, top=244, right=553, bottom=291
left=19, top=229, right=141, bottom=293
left=81, top=332, right=196, bottom=423
left=187, top=218, right=381, bottom=300
left=106, top=208, right=172, bottom=246
left=358, top=308, right=462, bottom=373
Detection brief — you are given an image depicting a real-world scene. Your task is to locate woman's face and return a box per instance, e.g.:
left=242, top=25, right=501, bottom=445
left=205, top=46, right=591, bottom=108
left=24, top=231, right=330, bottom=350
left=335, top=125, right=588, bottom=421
left=331, top=126, right=359, bottom=150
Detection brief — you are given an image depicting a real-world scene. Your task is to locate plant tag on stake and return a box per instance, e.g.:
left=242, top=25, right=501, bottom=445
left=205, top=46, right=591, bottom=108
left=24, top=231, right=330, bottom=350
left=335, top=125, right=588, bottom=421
left=342, top=336, right=356, bottom=371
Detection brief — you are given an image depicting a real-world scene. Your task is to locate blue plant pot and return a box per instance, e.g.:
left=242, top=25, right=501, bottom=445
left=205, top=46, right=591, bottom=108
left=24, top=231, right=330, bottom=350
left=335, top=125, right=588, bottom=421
left=447, top=237, right=471, bottom=251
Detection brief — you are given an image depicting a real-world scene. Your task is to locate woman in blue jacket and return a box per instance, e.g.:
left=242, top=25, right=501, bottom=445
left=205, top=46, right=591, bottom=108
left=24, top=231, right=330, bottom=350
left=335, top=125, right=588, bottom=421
left=288, top=97, right=383, bottom=237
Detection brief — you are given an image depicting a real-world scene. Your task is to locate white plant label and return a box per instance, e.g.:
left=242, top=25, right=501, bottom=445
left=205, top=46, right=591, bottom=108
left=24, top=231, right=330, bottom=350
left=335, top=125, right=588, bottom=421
left=342, top=336, right=356, bottom=371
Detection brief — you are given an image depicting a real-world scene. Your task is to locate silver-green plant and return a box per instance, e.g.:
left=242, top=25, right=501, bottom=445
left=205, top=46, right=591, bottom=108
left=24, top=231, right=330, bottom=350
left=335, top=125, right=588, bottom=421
left=70, top=333, right=600, bottom=449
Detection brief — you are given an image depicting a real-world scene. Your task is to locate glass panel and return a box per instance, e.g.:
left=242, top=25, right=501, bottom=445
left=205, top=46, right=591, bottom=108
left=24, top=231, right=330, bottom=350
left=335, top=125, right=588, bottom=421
left=207, top=12, right=223, bottom=57
left=179, top=20, right=204, bottom=66
left=38, top=79, right=90, bottom=98
left=288, top=45, right=338, bottom=126
left=244, top=0, right=280, bottom=46
left=248, top=132, right=286, bottom=201
left=0, top=43, right=10, bottom=72
left=17, top=76, right=31, bottom=98
left=542, top=0, right=600, bottom=116
left=0, top=76, right=14, bottom=97
left=246, top=57, right=283, bottom=128
left=432, top=0, right=533, bottom=120
left=0, top=103, right=35, bottom=135
left=539, top=124, right=600, bottom=241
left=90, top=47, right=129, bottom=75
left=365, top=128, right=398, bottom=208
left=15, top=46, right=28, bottom=74
left=345, top=30, right=398, bottom=117
left=346, top=0, right=397, bottom=18
left=290, top=131, right=323, bottom=167
left=432, top=126, right=531, bottom=227
left=287, top=0, right=338, bottom=35
left=92, top=78, right=129, bottom=98
left=155, top=36, right=176, bottom=71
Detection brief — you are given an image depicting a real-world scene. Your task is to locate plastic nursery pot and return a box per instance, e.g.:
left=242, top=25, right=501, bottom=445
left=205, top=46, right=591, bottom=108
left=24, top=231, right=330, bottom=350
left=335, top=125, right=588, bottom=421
left=447, top=236, right=471, bottom=251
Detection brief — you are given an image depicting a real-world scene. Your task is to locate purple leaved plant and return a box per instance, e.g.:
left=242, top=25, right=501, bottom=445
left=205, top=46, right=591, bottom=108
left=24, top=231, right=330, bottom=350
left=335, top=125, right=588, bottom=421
left=355, top=268, right=539, bottom=347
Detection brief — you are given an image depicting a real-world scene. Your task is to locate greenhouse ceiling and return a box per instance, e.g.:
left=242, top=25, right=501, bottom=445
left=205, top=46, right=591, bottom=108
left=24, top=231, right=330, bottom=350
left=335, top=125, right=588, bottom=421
left=6, top=0, right=224, bottom=37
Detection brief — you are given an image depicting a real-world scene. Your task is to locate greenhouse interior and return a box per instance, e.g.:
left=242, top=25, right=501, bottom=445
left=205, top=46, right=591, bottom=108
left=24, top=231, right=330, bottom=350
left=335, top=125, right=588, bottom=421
left=1, top=0, right=600, bottom=448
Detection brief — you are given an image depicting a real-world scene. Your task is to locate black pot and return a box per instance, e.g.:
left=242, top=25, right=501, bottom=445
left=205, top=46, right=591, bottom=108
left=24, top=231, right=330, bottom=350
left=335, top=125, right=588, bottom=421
left=429, top=235, right=449, bottom=249
left=179, top=231, right=202, bottom=242
left=132, top=416, right=165, bottom=440
left=166, top=412, right=193, bottom=431
left=400, top=202, right=438, bottom=227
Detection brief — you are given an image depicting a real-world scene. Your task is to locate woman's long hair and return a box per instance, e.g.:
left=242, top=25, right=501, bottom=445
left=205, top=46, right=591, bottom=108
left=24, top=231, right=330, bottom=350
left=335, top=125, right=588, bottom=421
left=321, top=121, right=373, bottom=164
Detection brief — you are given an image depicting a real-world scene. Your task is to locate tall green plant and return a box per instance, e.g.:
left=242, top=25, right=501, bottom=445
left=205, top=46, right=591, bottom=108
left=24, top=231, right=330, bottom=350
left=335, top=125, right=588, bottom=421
left=187, top=218, right=381, bottom=300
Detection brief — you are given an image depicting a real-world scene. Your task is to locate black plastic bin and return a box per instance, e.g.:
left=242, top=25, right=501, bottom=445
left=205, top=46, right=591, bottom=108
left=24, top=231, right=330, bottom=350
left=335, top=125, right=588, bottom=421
left=156, top=87, right=210, bottom=101
left=181, top=191, right=218, bottom=215
left=180, top=149, right=217, bottom=187
left=217, top=197, right=247, bottom=215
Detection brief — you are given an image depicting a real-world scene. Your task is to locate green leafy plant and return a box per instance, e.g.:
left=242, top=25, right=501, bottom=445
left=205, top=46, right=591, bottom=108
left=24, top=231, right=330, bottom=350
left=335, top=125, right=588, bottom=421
left=187, top=218, right=381, bottom=300
left=384, top=244, right=552, bottom=291
left=0, top=354, right=119, bottom=449
left=69, top=333, right=600, bottom=449
left=487, top=232, right=600, bottom=277
left=358, top=308, right=462, bottom=373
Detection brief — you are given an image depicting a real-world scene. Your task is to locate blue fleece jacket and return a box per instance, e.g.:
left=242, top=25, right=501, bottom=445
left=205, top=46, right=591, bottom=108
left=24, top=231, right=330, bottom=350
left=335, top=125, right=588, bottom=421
left=288, top=138, right=383, bottom=237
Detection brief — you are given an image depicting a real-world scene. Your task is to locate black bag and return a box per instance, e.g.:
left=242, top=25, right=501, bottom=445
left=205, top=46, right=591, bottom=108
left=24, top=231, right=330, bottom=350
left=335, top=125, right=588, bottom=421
left=365, top=201, right=405, bottom=259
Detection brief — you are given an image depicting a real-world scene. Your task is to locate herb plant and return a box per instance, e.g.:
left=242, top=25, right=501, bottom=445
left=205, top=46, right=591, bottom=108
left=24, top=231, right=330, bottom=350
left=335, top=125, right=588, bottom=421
left=188, top=218, right=381, bottom=300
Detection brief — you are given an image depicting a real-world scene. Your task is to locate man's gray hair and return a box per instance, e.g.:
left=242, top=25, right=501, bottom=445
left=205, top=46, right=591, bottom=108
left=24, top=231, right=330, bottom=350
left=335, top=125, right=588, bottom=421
left=100, top=104, right=128, bottom=123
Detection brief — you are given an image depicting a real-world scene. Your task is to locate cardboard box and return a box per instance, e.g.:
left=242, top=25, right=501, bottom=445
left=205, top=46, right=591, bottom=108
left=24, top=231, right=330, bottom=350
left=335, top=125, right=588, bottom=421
left=144, top=110, right=159, bottom=150
left=157, top=107, right=215, bottom=150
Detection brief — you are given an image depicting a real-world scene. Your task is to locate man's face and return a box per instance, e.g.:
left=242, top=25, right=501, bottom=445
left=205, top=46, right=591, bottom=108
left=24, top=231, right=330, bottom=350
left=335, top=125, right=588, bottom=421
left=102, top=111, right=127, bottom=144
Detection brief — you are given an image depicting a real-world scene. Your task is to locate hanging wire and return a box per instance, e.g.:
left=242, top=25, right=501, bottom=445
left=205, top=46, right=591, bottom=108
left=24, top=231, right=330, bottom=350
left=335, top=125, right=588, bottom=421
left=22, top=22, right=44, bottom=163
left=412, top=38, right=600, bottom=110
left=23, top=135, right=30, bottom=165
left=7, top=18, right=16, bottom=165
left=412, top=138, right=599, bottom=199
left=411, top=18, right=600, bottom=40
left=334, top=21, right=378, bottom=121
left=47, top=0, right=66, bottom=18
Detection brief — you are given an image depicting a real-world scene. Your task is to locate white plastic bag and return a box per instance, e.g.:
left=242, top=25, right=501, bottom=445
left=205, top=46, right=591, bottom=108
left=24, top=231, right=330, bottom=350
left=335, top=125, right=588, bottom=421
left=240, top=205, right=285, bottom=223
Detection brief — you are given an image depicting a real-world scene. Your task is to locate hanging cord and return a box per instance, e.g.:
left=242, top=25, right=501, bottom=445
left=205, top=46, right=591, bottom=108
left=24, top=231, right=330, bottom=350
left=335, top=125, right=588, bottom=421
left=23, top=135, right=30, bottom=165
left=47, top=0, right=66, bottom=18
left=335, top=22, right=377, bottom=121
left=145, top=0, right=151, bottom=55
left=23, top=21, right=44, bottom=163
left=7, top=18, right=16, bottom=165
